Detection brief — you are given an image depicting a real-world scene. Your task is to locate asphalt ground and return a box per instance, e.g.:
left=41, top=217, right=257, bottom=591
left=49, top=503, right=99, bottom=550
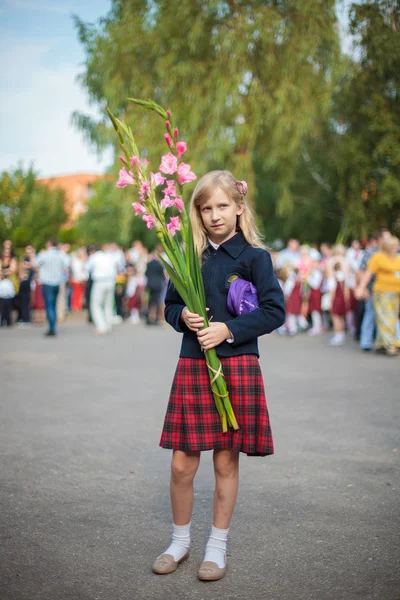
left=0, top=318, right=399, bottom=600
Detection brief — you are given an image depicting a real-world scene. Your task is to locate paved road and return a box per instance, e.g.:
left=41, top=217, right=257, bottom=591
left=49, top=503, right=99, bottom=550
left=1, top=319, right=399, bottom=600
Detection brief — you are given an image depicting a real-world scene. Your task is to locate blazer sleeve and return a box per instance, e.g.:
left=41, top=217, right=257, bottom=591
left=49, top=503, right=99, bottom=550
left=164, top=280, right=189, bottom=333
left=225, top=251, right=285, bottom=345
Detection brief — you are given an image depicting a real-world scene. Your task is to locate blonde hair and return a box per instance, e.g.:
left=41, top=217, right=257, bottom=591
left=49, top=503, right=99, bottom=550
left=189, top=170, right=266, bottom=255
left=381, top=235, right=399, bottom=256
left=332, top=244, right=346, bottom=257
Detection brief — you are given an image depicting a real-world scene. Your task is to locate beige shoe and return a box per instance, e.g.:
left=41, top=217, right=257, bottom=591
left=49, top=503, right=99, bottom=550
left=198, top=560, right=227, bottom=581
left=152, top=550, right=190, bottom=574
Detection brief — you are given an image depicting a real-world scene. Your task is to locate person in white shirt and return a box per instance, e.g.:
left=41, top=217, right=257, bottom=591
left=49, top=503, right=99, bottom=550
left=276, top=238, right=301, bottom=270
left=36, top=238, right=69, bottom=336
left=0, top=274, right=16, bottom=326
left=70, top=248, right=88, bottom=311
left=86, top=244, right=117, bottom=334
left=56, top=243, right=72, bottom=321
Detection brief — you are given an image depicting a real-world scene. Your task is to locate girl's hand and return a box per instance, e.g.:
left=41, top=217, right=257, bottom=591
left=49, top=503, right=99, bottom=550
left=197, top=322, right=231, bottom=351
left=354, top=287, right=364, bottom=301
left=181, top=307, right=205, bottom=331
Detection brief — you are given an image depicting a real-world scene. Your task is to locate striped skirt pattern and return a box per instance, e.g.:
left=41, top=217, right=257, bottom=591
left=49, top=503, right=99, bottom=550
left=159, top=355, right=274, bottom=457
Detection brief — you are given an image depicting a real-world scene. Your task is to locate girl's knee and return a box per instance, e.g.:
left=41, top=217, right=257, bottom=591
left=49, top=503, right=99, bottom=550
left=213, top=450, right=239, bottom=478
left=171, top=452, right=199, bottom=482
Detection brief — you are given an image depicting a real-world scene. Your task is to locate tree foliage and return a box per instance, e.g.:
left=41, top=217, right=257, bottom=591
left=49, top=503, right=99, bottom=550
left=71, top=0, right=400, bottom=242
left=75, top=177, right=159, bottom=247
left=0, top=166, right=67, bottom=250
left=73, top=0, right=343, bottom=242
left=335, top=0, right=400, bottom=238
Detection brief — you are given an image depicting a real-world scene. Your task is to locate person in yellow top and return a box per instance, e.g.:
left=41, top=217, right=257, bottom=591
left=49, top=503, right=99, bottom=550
left=356, top=236, right=400, bottom=356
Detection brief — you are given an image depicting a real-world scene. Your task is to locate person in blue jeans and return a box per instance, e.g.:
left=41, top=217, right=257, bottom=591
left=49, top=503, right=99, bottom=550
left=358, top=231, right=386, bottom=350
left=36, top=238, right=68, bottom=337
left=42, top=284, right=59, bottom=336
left=359, top=293, right=375, bottom=350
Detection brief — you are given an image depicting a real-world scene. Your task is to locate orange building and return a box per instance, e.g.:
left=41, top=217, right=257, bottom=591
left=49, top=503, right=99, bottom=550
left=37, top=173, right=104, bottom=225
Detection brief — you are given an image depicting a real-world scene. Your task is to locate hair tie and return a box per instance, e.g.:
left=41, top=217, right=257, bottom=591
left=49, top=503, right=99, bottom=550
left=236, top=180, right=248, bottom=197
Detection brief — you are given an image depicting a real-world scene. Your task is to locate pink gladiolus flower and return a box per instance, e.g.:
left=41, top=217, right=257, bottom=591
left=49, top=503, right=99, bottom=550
left=151, top=172, right=166, bottom=187
left=176, top=141, right=187, bottom=159
left=164, top=133, right=173, bottom=148
left=132, top=202, right=147, bottom=216
left=159, top=153, right=178, bottom=175
left=139, top=181, right=151, bottom=199
left=116, top=168, right=135, bottom=188
left=160, top=194, right=175, bottom=209
left=177, top=162, right=196, bottom=185
left=164, top=180, right=176, bottom=197
left=119, top=155, right=127, bottom=165
left=174, top=196, right=184, bottom=212
left=174, top=195, right=184, bottom=211
left=130, top=156, right=140, bottom=167
left=142, top=214, right=156, bottom=229
left=173, top=128, right=179, bottom=139
left=142, top=158, right=149, bottom=167
left=166, top=216, right=180, bottom=236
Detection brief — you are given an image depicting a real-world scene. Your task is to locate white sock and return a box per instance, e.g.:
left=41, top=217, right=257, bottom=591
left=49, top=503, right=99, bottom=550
left=162, top=522, right=191, bottom=561
left=297, top=315, right=309, bottom=330
left=311, top=311, right=322, bottom=331
left=204, top=525, right=229, bottom=568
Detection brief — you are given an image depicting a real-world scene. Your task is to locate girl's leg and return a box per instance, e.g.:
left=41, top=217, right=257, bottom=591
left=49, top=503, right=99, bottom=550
left=170, top=450, right=201, bottom=525
left=153, top=450, right=201, bottom=572
left=212, top=449, right=240, bottom=529
left=286, top=313, right=297, bottom=335
left=200, top=449, right=239, bottom=573
left=346, top=309, right=356, bottom=335
left=159, top=451, right=200, bottom=558
left=308, top=310, right=322, bottom=334
left=330, top=315, right=345, bottom=345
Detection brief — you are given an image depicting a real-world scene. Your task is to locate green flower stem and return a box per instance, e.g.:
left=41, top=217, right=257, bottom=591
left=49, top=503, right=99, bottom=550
left=108, top=101, right=239, bottom=433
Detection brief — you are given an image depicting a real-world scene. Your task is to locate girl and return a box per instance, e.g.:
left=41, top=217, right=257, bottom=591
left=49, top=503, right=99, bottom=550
left=153, top=170, right=285, bottom=581
left=327, top=262, right=348, bottom=346
left=283, top=268, right=309, bottom=335
left=307, top=259, right=323, bottom=336
left=125, top=265, right=142, bottom=324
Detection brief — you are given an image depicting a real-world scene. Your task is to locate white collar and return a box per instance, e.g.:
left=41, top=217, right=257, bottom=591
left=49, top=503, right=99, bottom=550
left=208, top=239, right=220, bottom=250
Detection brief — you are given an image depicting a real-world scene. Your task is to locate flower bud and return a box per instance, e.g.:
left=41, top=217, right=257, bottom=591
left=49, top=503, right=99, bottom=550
left=166, top=110, right=171, bottom=118
left=173, top=128, right=179, bottom=139
left=165, top=120, right=171, bottom=131
left=164, top=133, right=173, bottom=148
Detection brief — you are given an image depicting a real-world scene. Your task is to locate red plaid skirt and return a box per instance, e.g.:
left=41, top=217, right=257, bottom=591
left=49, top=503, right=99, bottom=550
left=159, top=355, right=274, bottom=457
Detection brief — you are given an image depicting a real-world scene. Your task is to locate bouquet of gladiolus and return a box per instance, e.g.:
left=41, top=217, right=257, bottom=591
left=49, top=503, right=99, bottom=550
left=107, top=99, right=239, bottom=433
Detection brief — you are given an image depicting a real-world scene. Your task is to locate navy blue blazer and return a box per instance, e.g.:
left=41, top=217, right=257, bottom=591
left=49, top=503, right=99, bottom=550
left=164, top=231, right=286, bottom=358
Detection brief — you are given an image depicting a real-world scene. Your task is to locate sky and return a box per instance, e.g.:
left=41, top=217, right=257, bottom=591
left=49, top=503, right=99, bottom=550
left=0, top=0, right=357, bottom=179
left=0, top=0, right=113, bottom=178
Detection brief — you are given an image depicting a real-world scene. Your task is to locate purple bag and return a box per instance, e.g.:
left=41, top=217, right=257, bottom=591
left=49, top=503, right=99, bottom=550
left=227, top=278, right=259, bottom=316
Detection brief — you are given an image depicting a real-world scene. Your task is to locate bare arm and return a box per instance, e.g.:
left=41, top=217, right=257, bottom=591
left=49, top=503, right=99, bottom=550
left=355, top=270, right=373, bottom=299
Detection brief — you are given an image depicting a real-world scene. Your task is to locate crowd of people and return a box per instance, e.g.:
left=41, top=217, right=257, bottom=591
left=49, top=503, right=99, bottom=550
left=1, top=230, right=399, bottom=355
left=272, top=230, right=400, bottom=356
left=0, top=239, right=166, bottom=336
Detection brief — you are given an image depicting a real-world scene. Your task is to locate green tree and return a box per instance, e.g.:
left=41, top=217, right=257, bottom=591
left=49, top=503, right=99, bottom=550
left=0, top=166, right=67, bottom=250
left=73, top=0, right=341, bottom=241
left=335, top=1, right=400, bottom=239
left=75, top=177, right=158, bottom=248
